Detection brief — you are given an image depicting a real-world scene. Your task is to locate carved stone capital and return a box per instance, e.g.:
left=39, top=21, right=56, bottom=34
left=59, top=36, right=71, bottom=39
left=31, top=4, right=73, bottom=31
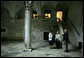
left=25, top=1, right=32, bottom=8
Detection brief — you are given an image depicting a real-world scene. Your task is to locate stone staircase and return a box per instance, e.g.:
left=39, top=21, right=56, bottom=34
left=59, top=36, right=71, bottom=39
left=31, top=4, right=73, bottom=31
left=62, top=20, right=82, bottom=49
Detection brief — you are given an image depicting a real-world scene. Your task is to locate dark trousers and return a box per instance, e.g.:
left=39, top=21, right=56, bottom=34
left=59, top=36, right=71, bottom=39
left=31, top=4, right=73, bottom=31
left=59, top=41, right=62, bottom=48
left=65, top=41, right=68, bottom=51
left=49, top=40, right=53, bottom=45
left=55, top=39, right=61, bottom=48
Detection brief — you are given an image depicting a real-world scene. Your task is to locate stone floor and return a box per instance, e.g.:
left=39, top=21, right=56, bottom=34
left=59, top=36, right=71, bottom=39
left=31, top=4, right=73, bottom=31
left=1, top=40, right=83, bottom=57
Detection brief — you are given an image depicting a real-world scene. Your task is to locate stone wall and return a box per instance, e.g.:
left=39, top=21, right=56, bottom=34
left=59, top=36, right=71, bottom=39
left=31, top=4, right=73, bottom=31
left=1, top=1, right=83, bottom=48
left=1, top=1, right=58, bottom=41
left=67, top=2, right=83, bottom=47
left=31, top=19, right=57, bottom=41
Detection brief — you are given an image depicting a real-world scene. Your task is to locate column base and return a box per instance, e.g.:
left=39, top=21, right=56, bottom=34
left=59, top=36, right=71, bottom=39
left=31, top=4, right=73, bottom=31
left=24, top=48, right=32, bottom=52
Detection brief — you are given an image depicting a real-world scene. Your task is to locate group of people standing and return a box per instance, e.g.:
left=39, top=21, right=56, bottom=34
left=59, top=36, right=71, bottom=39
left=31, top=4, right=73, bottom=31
left=48, top=29, right=69, bottom=52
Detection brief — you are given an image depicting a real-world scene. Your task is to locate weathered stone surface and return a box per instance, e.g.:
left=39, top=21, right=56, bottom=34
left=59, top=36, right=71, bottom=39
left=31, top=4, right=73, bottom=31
left=1, top=41, right=83, bottom=57
left=1, top=1, right=83, bottom=57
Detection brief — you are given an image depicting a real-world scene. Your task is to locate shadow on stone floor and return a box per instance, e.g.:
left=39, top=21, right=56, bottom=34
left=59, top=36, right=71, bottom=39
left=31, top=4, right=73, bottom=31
left=69, top=47, right=82, bottom=52
left=32, top=44, right=49, bottom=50
left=1, top=52, right=21, bottom=57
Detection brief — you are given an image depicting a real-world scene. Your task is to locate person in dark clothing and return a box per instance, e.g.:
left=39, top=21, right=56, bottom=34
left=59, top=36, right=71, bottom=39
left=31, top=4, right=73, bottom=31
left=63, top=29, right=69, bottom=52
left=52, top=33, right=55, bottom=43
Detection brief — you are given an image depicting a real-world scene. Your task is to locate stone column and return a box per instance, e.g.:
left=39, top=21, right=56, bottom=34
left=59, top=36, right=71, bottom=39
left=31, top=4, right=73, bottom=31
left=24, top=1, right=32, bottom=51
left=58, top=21, right=63, bottom=40
left=58, top=20, right=64, bottom=48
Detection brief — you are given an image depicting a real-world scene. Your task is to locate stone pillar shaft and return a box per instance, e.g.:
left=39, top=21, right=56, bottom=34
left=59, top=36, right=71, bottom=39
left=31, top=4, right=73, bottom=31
left=58, top=21, right=64, bottom=40
left=24, top=7, right=31, bottom=48
left=24, top=1, right=32, bottom=50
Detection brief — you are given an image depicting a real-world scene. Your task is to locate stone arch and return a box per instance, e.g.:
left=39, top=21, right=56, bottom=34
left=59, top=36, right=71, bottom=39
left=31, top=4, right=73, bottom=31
left=41, top=1, right=54, bottom=10
left=15, top=7, right=25, bottom=19
left=1, top=7, right=11, bottom=20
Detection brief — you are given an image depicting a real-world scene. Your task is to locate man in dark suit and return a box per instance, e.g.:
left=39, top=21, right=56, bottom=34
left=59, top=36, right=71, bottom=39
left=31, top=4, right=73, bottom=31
left=63, top=29, right=69, bottom=52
